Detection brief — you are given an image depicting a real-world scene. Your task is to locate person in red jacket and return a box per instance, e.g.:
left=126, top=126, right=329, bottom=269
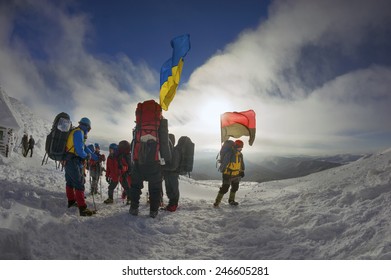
left=104, top=143, right=131, bottom=205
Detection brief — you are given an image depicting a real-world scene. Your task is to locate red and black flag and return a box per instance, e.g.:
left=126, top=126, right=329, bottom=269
left=220, top=110, right=256, bottom=146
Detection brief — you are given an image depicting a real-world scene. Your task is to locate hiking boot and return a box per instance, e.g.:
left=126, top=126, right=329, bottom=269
left=228, top=200, right=239, bottom=206
left=129, top=207, right=139, bottom=216
left=165, top=205, right=177, bottom=212
left=150, top=210, right=159, bottom=218
left=79, top=206, right=96, bottom=216
left=104, top=198, right=113, bottom=204
left=214, top=192, right=224, bottom=208
left=228, top=191, right=238, bottom=206
left=67, top=200, right=77, bottom=208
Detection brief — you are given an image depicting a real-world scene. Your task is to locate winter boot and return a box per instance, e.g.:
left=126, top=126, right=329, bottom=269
left=228, top=191, right=239, bottom=206
left=165, top=204, right=177, bottom=212
left=79, top=206, right=96, bottom=216
left=129, top=207, right=139, bottom=216
left=213, top=192, right=224, bottom=207
left=67, top=200, right=77, bottom=208
left=150, top=210, right=159, bottom=218
left=104, top=198, right=114, bottom=204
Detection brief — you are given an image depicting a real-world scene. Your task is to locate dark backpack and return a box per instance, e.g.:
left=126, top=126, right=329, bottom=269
left=176, top=136, right=195, bottom=175
left=132, top=100, right=171, bottom=165
left=118, top=140, right=132, bottom=171
left=43, top=112, right=73, bottom=164
left=216, top=140, right=235, bottom=173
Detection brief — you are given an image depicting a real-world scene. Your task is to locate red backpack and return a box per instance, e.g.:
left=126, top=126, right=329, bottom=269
left=132, top=100, right=171, bottom=165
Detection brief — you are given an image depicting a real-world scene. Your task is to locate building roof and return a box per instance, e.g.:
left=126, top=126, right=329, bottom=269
left=0, top=87, right=21, bottom=130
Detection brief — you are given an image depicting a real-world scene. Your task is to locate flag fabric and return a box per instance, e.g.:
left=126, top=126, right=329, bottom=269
left=159, top=34, right=191, bottom=111
left=220, top=110, right=256, bottom=146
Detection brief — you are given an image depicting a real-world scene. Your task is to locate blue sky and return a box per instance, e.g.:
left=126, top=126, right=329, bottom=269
left=1, top=0, right=391, bottom=156
left=75, top=0, right=269, bottom=81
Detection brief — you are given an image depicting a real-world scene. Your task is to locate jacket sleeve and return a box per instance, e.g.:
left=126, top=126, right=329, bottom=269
left=106, top=158, right=111, bottom=177
left=84, top=145, right=93, bottom=155
left=120, top=157, right=128, bottom=173
left=240, top=153, right=245, bottom=171
left=172, top=149, right=181, bottom=171
left=73, top=130, right=88, bottom=159
left=164, top=149, right=181, bottom=172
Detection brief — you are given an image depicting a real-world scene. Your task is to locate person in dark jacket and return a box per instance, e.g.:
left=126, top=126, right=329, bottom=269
left=21, top=133, right=28, bottom=157
left=162, top=134, right=181, bottom=212
left=26, top=135, right=35, bottom=157
left=213, top=139, right=245, bottom=207
left=64, top=117, right=98, bottom=216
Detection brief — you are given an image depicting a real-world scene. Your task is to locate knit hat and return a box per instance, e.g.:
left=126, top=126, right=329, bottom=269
left=234, top=140, right=244, bottom=148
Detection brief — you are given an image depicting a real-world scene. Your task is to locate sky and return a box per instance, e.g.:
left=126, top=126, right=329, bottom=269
left=1, top=0, right=391, bottom=156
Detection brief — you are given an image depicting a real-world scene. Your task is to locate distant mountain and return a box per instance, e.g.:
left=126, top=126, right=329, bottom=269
left=314, top=154, right=367, bottom=164
left=191, top=153, right=365, bottom=182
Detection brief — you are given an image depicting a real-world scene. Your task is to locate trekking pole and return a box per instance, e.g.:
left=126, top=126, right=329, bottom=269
left=99, top=175, right=102, bottom=200
left=92, top=191, right=97, bottom=212
left=89, top=171, right=92, bottom=196
left=41, top=153, right=47, bottom=166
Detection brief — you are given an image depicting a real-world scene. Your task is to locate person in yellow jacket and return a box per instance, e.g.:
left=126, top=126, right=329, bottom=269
left=214, top=140, right=245, bottom=207
left=65, top=117, right=98, bottom=216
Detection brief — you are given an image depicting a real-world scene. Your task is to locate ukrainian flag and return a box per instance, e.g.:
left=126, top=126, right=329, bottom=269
left=160, top=34, right=191, bottom=111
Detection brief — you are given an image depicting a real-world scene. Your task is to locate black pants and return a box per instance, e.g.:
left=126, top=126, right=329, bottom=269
left=219, top=174, right=240, bottom=194
left=107, top=175, right=131, bottom=199
left=26, top=147, right=33, bottom=157
left=130, top=162, right=162, bottom=212
left=164, top=172, right=179, bottom=206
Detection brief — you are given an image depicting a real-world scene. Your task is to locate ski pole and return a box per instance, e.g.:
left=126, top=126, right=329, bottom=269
left=41, top=153, right=47, bottom=166
left=91, top=190, right=97, bottom=212
left=99, top=175, right=102, bottom=200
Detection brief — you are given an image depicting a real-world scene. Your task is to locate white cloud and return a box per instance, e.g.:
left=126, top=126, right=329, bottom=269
left=1, top=0, right=391, bottom=155
left=169, top=0, right=391, bottom=155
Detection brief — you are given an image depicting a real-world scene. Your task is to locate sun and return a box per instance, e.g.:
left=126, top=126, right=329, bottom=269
left=199, top=98, right=234, bottom=130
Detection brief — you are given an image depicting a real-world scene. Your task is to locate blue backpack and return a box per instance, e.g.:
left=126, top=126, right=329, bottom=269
left=216, top=140, right=235, bottom=173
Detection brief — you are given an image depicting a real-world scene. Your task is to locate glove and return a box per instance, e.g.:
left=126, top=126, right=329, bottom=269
left=239, top=171, right=245, bottom=178
left=90, top=153, right=98, bottom=161
left=106, top=177, right=111, bottom=184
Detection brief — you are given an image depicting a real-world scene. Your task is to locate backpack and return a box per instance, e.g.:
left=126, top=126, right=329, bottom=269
left=216, top=140, right=235, bottom=173
left=176, top=136, right=195, bottom=175
left=43, top=112, right=73, bottom=165
left=118, top=140, right=132, bottom=171
left=132, top=100, right=171, bottom=165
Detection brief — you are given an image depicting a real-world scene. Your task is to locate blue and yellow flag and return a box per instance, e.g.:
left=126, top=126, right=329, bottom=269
left=160, top=34, right=191, bottom=111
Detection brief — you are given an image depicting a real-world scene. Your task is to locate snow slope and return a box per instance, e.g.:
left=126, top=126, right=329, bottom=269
left=1, top=96, right=391, bottom=260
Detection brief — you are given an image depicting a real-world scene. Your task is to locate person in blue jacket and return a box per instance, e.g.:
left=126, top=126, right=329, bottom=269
left=64, top=117, right=98, bottom=216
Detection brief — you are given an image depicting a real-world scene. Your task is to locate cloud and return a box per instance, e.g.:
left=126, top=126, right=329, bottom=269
left=0, top=0, right=158, bottom=147
left=1, top=0, right=391, bottom=155
left=166, top=0, right=391, bottom=155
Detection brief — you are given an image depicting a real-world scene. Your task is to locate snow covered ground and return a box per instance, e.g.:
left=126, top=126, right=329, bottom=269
left=1, top=144, right=391, bottom=260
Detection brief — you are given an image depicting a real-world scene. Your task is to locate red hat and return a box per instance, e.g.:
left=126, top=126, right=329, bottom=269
left=235, top=140, right=244, bottom=148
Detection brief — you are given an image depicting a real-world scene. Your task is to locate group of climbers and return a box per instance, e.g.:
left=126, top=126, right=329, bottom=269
left=62, top=107, right=245, bottom=218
